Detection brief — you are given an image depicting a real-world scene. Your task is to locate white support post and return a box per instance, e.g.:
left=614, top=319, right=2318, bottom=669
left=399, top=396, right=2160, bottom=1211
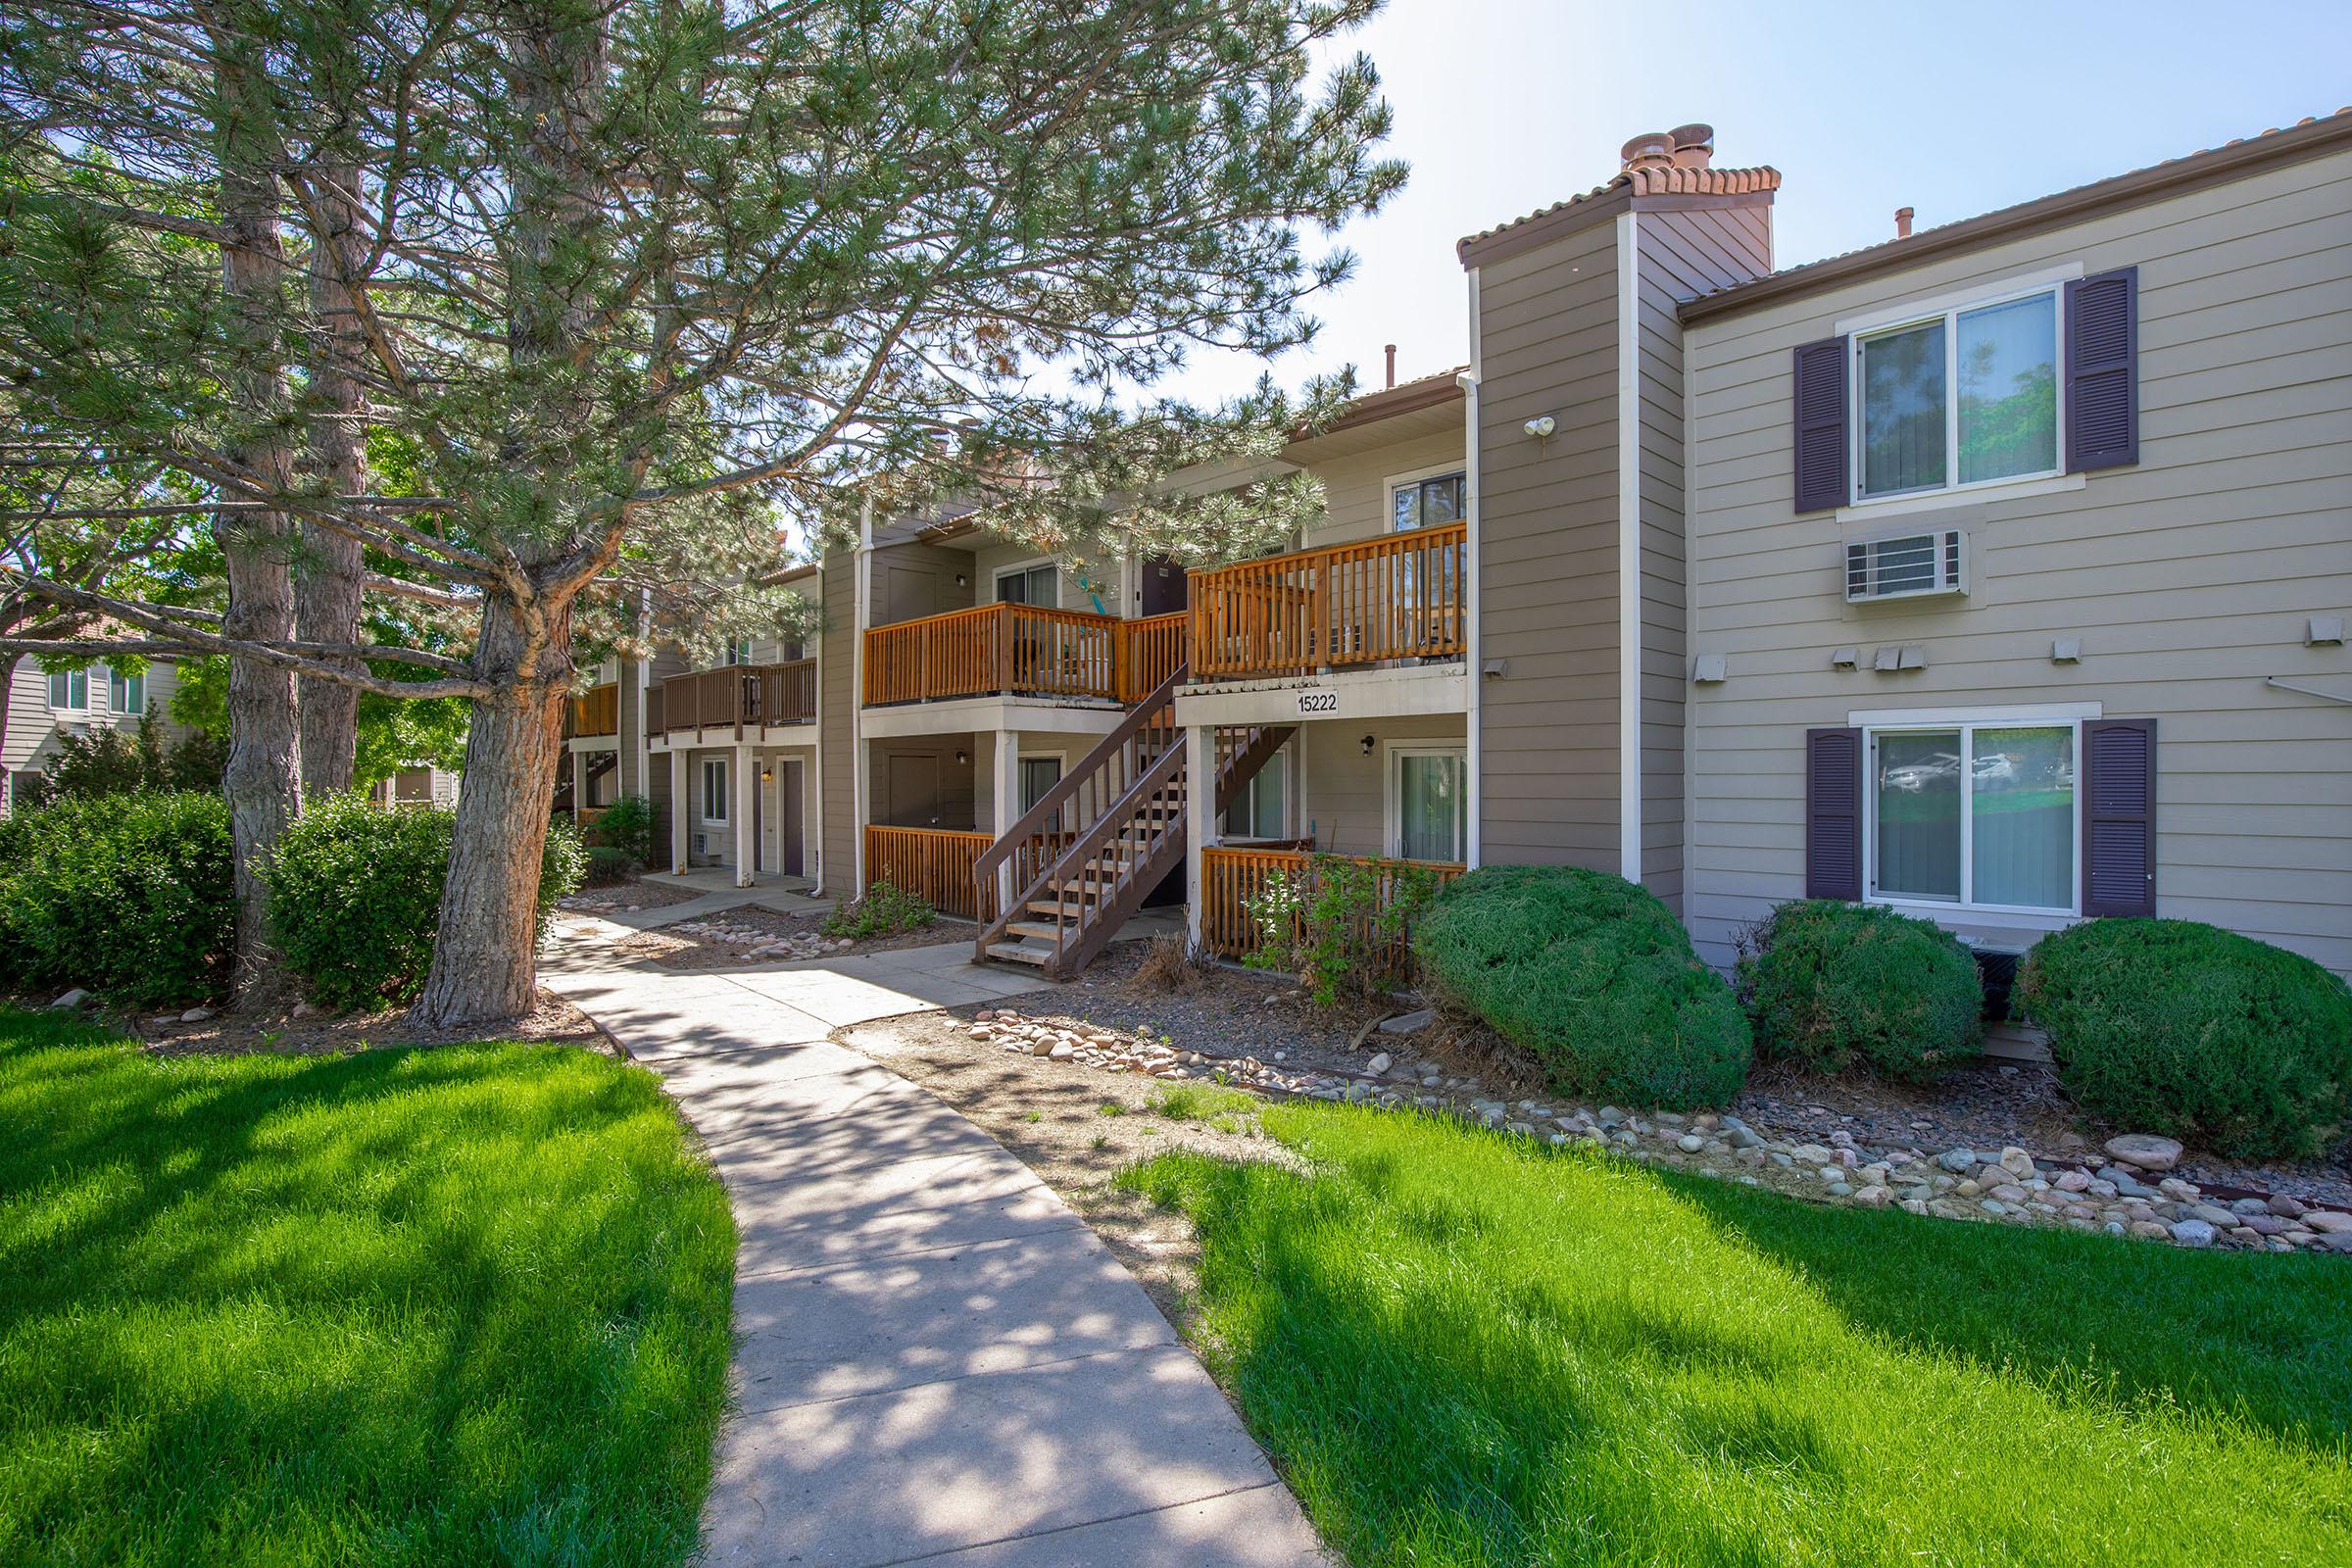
left=669, top=748, right=689, bottom=874
left=992, top=726, right=1020, bottom=915
left=1185, top=724, right=1214, bottom=952
left=733, top=743, right=756, bottom=888
left=570, top=748, right=585, bottom=823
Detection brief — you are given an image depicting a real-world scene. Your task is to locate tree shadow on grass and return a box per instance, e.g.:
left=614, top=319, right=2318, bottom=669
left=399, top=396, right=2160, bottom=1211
left=1660, top=1169, right=2352, bottom=1451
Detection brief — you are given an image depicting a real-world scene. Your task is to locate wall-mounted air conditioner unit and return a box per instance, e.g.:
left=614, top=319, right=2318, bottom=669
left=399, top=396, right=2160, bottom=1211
left=1845, top=530, right=1966, bottom=603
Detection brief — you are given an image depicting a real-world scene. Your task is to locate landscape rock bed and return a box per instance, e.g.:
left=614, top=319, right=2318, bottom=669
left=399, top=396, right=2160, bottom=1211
left=619, top=906, right=962, bottom=968
left=559, top=879, right=706, bottom=914
left=960, top=985, right=2352, bottom=1257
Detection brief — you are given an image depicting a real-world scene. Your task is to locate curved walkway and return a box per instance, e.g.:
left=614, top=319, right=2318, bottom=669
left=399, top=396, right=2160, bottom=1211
left=543, top=923, right=1326, bottom=1567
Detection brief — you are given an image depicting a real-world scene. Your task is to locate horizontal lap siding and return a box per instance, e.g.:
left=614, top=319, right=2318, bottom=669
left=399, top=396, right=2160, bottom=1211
left=819, top=551, right=857, bottom=892
left=1681, top=151, right=2352, bottom=974
left=1298, top=714, right=1468, bottom=860
left=1476, top=221, right=1624, bottom=866
left=1303, top=430, right=1466, bottom=552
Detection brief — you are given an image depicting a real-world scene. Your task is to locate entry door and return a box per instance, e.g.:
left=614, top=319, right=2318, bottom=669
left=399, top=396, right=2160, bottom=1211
left=884, top=752, right=943, bottom=827
left=780, top=760, right=806, bottom=876
left=1139, top=556, right=1188, bottom=617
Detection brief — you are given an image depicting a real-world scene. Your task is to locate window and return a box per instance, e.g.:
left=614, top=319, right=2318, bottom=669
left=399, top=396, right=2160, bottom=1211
left=1392, top=470, right=1465, bottom=531
left=1221, top=747, right=1289, bottom=841
left=1389, top=746, right=1466, bottom=862
left=997, top=563, right=1057, bottom=608
left=718, top=638, right=754, bottom=667
left=46, top=668, right=88, bottom=711
left=1017, top=756, right=1063, bottom=830
left=701, top=758, right=728, bottom=822
left=1867, top=721, right=2075, bottom=913
left=1857, top=287, right=2059, bottom=501
left=108, top=665, right=145, bottom=715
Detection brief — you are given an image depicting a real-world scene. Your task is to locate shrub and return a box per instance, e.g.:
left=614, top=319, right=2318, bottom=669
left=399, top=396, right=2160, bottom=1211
left=1135, top=931, right=1210, bottom=993
left=8, top=714, right=225, bottom=811
left=2018, top=918, right=2352, bottom=1160
left=266, top=796, right=585, bottom=1009
left=584, top=845, right=637, bottom=886
left=590, top=793, right=657, bottom=866
left=1242, top=854, right=1445, bottom=1006
left=1735, top=900, right=1984, bottom=1079
left=0, top=792, right=233, bottom=1005
left=822, top=879, right=935, bottom=941
left=1412, top=864, right=1751, bottom=1110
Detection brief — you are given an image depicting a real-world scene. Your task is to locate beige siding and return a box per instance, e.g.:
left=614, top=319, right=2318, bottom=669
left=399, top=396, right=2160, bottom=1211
left=818, top=551, right=857, bottom=893
left=969, top=539, right=1114, bottom=613
left=1297, top=714, right=1467, bottom=859
left=871, top=540, right=977, bottom=625
left=1474, top=218, right=1625, bottom=867
left=1300, top=429, right=1465, bottom=551
left=4, top=658, right=186, bottom=810
left=1681, top=149, right=2352, bottom=973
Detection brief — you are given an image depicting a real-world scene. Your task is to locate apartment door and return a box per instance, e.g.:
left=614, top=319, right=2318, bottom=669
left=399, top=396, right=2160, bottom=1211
left=1139, top=556, right=1188, bottom=617
left=780, top=759, right=806, bottom=876
left=883, top=752, right=944, bottom=827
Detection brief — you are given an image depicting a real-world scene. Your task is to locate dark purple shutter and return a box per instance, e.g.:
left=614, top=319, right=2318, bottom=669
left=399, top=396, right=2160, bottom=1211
left=2081, top=718, right=2156, bottom=916
left=1791, top=337, right=1849, bottom=512
left=2065, top=268, right=2138, bottom=470
left=1804, top=727, right=1863, bottom=900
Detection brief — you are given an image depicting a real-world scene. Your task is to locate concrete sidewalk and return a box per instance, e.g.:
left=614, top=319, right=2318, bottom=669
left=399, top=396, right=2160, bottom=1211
left=541, top=924, right=1327, bottom=1567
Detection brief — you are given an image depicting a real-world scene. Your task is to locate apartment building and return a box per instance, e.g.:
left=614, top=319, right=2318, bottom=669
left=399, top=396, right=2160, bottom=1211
left=1, top=657, right=183, bottom=813
left=601, top=108, right=2350, bottom=989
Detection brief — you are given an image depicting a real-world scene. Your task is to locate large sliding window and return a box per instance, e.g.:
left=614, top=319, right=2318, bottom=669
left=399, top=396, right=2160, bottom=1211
left=1221, top=747, right=1289, bottom=841
left=1857, top=287, right=2060, bottom=502
left=1868, top=721, right=2075, bottom=914
left=1391, top=470, right=1465, bottom=531
left=1389, top=746, right=1466, bottom=862
left=996, top=563, right=1058, bottom=608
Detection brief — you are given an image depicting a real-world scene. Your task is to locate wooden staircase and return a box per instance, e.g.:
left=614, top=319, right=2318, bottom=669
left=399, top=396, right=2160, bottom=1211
left=971, top=662, right=1293, bottom=977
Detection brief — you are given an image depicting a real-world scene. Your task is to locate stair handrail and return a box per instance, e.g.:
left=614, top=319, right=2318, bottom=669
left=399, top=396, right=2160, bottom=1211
left=987, top=735, right=1190, bottom=968
left=972, top=660, right=1188, bottom=954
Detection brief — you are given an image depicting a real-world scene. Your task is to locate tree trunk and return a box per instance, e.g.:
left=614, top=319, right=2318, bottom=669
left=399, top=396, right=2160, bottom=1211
left=214, top=31, right=302, bottom=1004
left=297, top=160, right=367, bottom=799
left=410, top=588, right=571, bottom=1029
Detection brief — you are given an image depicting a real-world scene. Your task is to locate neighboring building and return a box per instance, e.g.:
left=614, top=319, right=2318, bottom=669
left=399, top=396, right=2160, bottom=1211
left=604, top=109, right=2352, bottom=997
left=1, top=656, right=184, bottom=813
left=369, top=764, right=461, bottom=809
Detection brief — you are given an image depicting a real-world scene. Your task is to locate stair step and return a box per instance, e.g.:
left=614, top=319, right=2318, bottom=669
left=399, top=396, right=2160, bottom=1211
left=985, top=942, right=1052, bottom=965
left=1006, top=918, right=1073, bottom=941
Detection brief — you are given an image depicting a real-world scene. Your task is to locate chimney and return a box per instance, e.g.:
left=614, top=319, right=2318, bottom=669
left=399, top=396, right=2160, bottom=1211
left=1620, top=131, right=1676, bottom=173
left=1384, top=343, right=1396, bottom=388
left=1667, top=123, right=1715, bottom=170
left=1894, top=206, right=1914, bottom=239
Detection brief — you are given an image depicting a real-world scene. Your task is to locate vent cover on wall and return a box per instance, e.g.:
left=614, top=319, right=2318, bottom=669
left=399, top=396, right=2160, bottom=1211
left=1845, top=530, right=1966, bottom=603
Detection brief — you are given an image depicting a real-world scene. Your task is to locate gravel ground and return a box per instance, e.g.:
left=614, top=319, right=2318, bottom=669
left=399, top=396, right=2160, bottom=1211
left=114, top=987, right=615, bottom=1058
left=616, top=907, right=976, bottom=970
left=561, top=879, right=707, bottom=915
left=841, top=1009, right=1303, bottom=1327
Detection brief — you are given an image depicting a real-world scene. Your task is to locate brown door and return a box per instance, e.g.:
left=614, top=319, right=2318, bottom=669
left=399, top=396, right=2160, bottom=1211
left=883, top=752, right=943, bottom=827
left=780, top=760, right=806, bottom=876
left=1139, top=555, right=1188, bottom=617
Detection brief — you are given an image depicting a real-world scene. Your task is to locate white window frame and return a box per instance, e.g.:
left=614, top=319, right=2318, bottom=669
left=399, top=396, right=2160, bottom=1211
left=1860, top=715, right=2082, bottom=920
left=718, top=638, right=754, bottom=667
left=1382, top=741, right=1468, bottom=863
left=701, top=757, right=729, bottom=823
left=1385, top=462, right=1468, bottom=534
left=993, top=558, right=1060, bottom=610
left=108, top=664, right=145, bottom=715
left=1847, top=278, right=2067, bottom=509
left=47, top=667, right=89, bottom=711
left=1219, top=737, right=1294, bottom=842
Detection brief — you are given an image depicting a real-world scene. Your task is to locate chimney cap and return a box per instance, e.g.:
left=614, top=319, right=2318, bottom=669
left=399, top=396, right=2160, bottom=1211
left=1894, top=205, right=1915, bottom=238
left=1667, top=123, right=1715, bottom=169
left=1620, top=131, right=1676, bottom=172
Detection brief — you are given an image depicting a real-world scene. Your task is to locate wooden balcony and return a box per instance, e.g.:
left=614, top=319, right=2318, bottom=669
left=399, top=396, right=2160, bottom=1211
left=566, top=682, right=620, bottom=740
left=862, top=606, right=1189, bottom=708
left=658, top=659, right=815, bottom=737
left=1198, top=847, right=1465, bottom=966
left=1188, top=522, right=1467, bottom=681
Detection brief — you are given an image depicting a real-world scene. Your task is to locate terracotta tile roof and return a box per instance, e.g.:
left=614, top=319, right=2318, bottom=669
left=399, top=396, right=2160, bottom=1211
left=1458, top=164, right=1781, bottom=258
left=1682, top=107, right=2352, bottom=321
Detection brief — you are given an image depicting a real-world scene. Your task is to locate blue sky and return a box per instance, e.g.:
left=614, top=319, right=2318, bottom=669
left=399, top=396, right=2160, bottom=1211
left=1152, top=0, right=2352, bottom=406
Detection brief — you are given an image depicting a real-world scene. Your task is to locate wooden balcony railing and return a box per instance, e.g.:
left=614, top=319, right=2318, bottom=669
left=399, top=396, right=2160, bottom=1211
left=1189, top=522, right=1468, bottom=680
left=862, top=605, right=1194, bottom=708
left=1117, top=612, right=1189, bottom=698
left=863, top=825, right=996, bottom=920
left=658, top=659, right=815, bottom=735
left=566, top=682, right=620, bottom=739
left=1198, top=847, right=1465, bottom=966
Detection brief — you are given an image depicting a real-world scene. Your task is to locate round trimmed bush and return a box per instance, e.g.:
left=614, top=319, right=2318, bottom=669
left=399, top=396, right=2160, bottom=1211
left=1412, top=864, right=1751, bottom=1110
left=1736, top=900, right=1984, bottom=1079
left=0, top=792, right=233, bottom=1005
left=266, top=796, right=586, bottom=1009
left=2018, top=918, right=2352, bottom=1160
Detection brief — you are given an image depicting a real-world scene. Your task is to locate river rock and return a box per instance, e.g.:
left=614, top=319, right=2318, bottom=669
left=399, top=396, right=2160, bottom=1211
left=2102, top=1133, right=2183, bottom=1172
left=2303, top=1209, right=2352, bottom=1235
left=2169, top=1218, right=2216, bottom=1248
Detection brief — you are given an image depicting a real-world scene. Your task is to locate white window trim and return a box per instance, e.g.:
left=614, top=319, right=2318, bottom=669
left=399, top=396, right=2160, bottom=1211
left=992, top=557, right=1061, bottom=610
left=48, top=668, right=90, bottom=712
left=1846, top=275, right=2070, bottom=511
left=1384, top=462, right=1468, bottom=534
left=701, top=757, right=729, bottom=823
left=1381, top=740, right=1468, bottom=863
left=1015, top=748, right=1067, bottom=813
left=1860, top=714, right=2082, bottom=919
left=108, top=665, right=145, bottom=715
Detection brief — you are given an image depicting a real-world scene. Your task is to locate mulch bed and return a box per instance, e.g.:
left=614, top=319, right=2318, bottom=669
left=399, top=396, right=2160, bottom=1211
left=104, top=988, right=616, bottom=1058
left=560, top=878, right=708, bottom=915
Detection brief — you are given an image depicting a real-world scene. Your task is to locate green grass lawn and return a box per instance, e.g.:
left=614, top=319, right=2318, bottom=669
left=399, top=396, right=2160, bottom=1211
left=1126, top=1103, right=2352, bottom=1567
left=0, top=1010, right=735, bottom=1567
